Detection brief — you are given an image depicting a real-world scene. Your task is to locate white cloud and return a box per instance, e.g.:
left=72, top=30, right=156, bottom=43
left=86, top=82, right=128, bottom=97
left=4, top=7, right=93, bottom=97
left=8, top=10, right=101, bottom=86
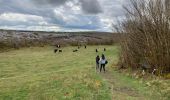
left=0, top=13, right=47, bottom=25
left=0, top=0, right=128, bottom=32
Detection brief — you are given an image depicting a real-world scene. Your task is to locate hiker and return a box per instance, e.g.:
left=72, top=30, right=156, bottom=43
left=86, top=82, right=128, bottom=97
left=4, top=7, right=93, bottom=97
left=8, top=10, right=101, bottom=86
left=96, top=55, right=100, bottom=70
left=85, top=45, right=87, bottom=49
left=96, top=49, right=98, bottom=53
left=99, top=54, right=108, bottom=72
left=104, top=48, right=106, bottom=51
left=56, top=44, right=60, bottom=48
left=54, top=49, right=58, bottom=53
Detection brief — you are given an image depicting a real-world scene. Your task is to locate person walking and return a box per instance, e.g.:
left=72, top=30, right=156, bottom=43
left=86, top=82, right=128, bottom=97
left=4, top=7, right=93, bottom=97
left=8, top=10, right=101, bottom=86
left=99, top=54, right=107, bottom=73
left=96, top=55, right=100, bottom=70
left=85, top=45, right=87, bottom=49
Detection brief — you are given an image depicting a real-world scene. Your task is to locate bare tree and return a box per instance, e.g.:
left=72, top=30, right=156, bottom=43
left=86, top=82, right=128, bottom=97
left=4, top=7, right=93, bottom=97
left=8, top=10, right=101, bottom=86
left=115, top=0, right=170, bottom=75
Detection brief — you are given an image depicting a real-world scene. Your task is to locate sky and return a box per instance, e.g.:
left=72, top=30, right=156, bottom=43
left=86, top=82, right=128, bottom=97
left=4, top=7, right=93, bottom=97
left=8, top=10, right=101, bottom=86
left=0, top=0, right=127, bottom=32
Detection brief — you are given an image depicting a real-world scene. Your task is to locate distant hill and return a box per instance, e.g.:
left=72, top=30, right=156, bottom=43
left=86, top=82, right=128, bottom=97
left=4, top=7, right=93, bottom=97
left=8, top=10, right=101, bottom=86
left=0, top=29, right=120, bottom=50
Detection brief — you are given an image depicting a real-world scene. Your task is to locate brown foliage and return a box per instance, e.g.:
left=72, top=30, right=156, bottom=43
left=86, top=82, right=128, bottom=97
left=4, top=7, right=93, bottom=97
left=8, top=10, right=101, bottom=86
left=115, top=0, right=170, bottom=74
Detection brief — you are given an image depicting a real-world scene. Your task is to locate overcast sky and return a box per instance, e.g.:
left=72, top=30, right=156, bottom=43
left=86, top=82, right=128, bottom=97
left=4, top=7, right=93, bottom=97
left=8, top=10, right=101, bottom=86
left=0, top=0, right=127, bottom=32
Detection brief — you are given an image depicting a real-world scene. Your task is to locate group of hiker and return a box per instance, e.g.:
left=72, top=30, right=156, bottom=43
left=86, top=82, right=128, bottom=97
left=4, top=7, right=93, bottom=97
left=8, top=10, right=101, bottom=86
left=54, top=44, right=108, bottom=72
left=54, top=45, right=87, bottom=53
left=96, top=54, right=108, bottom=73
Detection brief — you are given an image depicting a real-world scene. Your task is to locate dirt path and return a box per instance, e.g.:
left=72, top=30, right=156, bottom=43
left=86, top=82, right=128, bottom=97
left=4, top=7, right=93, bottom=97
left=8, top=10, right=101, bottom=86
left=99, top=69, right=147, bottom=100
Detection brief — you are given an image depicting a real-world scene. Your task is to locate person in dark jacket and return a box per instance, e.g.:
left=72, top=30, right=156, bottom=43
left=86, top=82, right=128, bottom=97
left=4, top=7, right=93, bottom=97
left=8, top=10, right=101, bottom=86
left=85, top=45, right=87, bottom=49
left=104, top=48, right=106, bottom=51
left=96, top=55, right=100, bottom=70
left=96, top=49, right=98, bottom=52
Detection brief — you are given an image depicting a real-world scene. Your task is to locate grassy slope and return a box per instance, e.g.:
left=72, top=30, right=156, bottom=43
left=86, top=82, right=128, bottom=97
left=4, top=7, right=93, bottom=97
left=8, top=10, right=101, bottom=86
left=0, top=46, right=169, bottom=100
left=0, top=46, right=117, bottom=100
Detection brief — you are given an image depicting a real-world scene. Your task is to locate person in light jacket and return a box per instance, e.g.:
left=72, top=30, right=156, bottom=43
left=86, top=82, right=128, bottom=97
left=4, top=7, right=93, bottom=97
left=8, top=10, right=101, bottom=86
left=99, top=54, right=107, bottom=72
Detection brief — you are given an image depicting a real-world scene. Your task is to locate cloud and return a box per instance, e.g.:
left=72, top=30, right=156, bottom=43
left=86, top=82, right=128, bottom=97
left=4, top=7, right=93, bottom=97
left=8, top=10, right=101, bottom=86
left=0, top=12, right=47, bottom=26
left=79, top=0, right=103, bottom=14
left=31, top=0, right=103, bottom=14
left=0, top=0, right=127, bottom=32
left=31, top=0, right=68, bottom=7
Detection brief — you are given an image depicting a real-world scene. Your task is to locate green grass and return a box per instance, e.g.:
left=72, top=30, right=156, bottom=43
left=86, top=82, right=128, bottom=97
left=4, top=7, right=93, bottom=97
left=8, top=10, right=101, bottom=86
left=0, top=46, right=119, bottom=100
left=0, top=45, right=169, bottom=100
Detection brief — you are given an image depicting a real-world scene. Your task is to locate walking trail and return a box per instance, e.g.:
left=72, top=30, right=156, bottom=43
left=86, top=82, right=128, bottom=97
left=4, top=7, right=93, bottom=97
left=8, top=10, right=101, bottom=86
left=99, top=68, right=148, bottom=100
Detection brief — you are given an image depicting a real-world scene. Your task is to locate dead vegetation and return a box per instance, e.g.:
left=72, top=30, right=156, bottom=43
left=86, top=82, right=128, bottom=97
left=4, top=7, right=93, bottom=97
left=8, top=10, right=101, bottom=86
left=115, top=0, right=170, bottom=75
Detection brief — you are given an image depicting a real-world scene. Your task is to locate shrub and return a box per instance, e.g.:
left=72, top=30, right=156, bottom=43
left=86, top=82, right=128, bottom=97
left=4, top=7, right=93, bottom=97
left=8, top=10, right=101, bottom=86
left=115, top=0, right=170, bottom=74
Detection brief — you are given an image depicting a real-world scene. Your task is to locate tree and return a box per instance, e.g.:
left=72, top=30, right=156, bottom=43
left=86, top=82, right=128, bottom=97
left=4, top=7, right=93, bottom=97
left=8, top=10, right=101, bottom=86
left=115, top=0, right=170, bottom=75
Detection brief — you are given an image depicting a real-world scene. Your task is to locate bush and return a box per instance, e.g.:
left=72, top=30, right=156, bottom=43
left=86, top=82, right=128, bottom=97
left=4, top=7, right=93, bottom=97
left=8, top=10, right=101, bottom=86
left=115, top=0, right=170, bottom=74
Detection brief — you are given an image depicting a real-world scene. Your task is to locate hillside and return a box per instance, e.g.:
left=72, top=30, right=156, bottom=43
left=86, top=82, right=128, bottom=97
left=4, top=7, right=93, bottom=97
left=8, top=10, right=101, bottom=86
left=0, top=29, right=119, bottom=50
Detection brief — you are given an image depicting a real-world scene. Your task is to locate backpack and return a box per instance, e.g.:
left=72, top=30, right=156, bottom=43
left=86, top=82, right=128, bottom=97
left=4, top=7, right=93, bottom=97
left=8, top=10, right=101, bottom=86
left=105, top=60, right=108, bottom=64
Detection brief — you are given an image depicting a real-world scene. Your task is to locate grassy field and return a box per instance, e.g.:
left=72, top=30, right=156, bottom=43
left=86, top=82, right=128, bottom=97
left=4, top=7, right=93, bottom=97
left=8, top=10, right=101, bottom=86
left=0, top=45, right=169, bottom=100
left=0, top=46, right=119, bottom=100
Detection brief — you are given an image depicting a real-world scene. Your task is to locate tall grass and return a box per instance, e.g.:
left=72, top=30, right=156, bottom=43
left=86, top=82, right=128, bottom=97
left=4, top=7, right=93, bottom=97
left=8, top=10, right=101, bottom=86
left=115, top=0, right=170, bottom=75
